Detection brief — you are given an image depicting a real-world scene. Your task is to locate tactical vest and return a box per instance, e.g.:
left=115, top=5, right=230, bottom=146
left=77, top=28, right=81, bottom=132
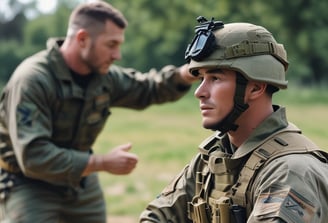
left=188, top=126, right=326, bottom=223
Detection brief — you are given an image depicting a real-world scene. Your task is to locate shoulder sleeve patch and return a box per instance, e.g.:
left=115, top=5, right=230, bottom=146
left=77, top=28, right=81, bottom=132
left=17, top=102, right=39, bottom=127
left=253, top=187, right=316, bottom=223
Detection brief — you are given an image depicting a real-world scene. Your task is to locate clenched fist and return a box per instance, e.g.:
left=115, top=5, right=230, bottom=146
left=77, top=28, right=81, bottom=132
left=83, top=143, right=138, bottom=176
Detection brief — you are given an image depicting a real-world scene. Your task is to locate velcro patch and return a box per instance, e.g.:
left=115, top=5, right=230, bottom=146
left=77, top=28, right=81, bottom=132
left=253, top=187, right=316, bottom=223
left=16, top=103, right=39, bottom=127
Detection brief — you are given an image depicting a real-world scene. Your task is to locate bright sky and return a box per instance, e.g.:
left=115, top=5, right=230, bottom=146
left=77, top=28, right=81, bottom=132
left=0, top=0, right=102, bottom=22
left=0, top=0, right=58, bottom=21
left=21, top=0, right=58, bottom=15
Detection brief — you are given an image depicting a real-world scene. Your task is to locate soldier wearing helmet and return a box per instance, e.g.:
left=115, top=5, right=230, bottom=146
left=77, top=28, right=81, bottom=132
left=139, top=18, right=328, bottom=223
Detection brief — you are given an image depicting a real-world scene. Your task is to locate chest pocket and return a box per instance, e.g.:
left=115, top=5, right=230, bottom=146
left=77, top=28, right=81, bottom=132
left=77, top=93, right=111, bottom=150
left=52, top=89, right=111, bottom=151
left=52, top=97, right=82, bottom=144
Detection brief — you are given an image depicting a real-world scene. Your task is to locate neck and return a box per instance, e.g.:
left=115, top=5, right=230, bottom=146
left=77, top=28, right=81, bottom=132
left=60, top=39, right=90, bottom=75
left=228, top=99, right=273, bottom=147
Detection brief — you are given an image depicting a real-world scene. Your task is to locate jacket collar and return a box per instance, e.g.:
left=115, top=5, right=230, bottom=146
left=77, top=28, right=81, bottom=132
left=45, top=38, right=110, bottom=99
left=232, top=105, right=301, bottom=159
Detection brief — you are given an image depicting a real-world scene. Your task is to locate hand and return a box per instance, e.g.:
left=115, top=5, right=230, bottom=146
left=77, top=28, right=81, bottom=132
left=101, top=143, right=138, bottom=175
left=83, top=143, right=138, bottom=176
left=178, top=64, right=198, bottom=84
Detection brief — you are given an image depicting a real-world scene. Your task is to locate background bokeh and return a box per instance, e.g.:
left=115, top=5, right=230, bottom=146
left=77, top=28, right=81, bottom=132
left=1, top=0, right=328, bottom=87
left=1, top=1, right=327, bottom=222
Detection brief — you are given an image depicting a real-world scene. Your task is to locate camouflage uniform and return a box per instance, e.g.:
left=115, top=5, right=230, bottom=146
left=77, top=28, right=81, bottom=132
left=140, top=106, right=328, bottom=222
left=140, top=18, right=328, bottom=223
left=0, top=38, right=190, bottom=223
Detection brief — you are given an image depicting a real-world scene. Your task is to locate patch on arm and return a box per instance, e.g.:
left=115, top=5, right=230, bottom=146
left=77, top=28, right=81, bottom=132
left=16, top=103, right=39, bottom=127
left=253, top=187, right=316, bottom=223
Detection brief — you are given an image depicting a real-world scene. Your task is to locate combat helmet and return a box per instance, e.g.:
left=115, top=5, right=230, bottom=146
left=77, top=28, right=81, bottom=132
left=185, top=17, right=289, bottom=135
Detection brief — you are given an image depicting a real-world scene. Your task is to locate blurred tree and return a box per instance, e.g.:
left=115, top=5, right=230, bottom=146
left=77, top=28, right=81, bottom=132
left=0, top=0, right=327, bottom=86
left=275, top=0, right=328, bottom=84
left=217, top=0, right=328, bottom=84
left=0, top=13, right=26, bottom=41
left=0, top=0, right=33, bottom=84
left=106, top=0, right=227, bottom=71
left=0, top=0, right=71, bottom=84
left=0, top=0, right=33, bottom=41
left=24, top=4, right=71, bottom=47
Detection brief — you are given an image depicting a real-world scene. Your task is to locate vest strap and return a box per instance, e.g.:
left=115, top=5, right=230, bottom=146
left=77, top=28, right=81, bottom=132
left=230, top=130, right=321, bottom=215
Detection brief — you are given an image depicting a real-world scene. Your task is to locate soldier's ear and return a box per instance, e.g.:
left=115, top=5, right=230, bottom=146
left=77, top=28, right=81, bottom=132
left=247, top=82, right=266, bottom=99
left=76, top=29, right=90, bottom=48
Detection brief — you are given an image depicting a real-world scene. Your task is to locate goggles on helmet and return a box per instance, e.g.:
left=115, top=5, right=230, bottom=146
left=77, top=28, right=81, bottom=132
left=185, top=16, right=224, bottom=62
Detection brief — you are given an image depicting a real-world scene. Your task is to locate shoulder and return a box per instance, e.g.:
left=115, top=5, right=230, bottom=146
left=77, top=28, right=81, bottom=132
left=252, top=152, right=328, bottom=207
left=250, top=153, right=328, bottom=222
left=249, top=128, right=326, bottom=183
left=5, top=50, right=57, bottom=99
left=11, top=49, right=51, bottom=81
left=263, top=153, right=328, bottom=177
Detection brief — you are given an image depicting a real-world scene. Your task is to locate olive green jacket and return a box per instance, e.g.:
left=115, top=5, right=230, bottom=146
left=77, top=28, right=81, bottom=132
left=140, top=106, right=328, bottom=223
left=0, top=38, right=191, bottom=189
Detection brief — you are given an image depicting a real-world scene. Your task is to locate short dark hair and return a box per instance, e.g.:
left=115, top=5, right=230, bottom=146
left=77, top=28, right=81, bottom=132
left=265, top=84, right=279, bottom=95
left=236, top=72, right=279, bottom=96
left=67, top=1, right=127, bottom=37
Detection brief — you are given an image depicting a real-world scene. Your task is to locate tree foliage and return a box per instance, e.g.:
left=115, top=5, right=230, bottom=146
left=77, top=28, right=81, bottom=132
left=0, top=0, right=327, bottom=86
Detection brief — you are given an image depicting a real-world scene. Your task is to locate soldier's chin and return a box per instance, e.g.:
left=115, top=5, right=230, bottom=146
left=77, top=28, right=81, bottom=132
left=97, top=65, right=111, bottom=75
left=202, top=122, right=218, bottom=131
left=98, top=69, right=108, bottom=75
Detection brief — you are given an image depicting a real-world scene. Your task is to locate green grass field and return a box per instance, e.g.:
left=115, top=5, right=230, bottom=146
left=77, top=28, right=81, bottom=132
left=94, top=85, right=328, bottom=221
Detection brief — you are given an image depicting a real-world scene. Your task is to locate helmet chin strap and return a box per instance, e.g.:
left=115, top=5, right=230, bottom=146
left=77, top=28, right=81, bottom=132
left=213, top=74, right=249, bottom=136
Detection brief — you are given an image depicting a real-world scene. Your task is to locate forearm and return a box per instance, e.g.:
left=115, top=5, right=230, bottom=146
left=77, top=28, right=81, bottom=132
left=109, top=65, right=193, bottom=109
left=16, top=141, right=90, bottom=188
left=82, top=154, right=103, bottom=176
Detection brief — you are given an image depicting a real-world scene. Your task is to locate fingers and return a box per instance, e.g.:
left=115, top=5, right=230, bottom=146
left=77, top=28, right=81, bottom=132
left=100, top=143, right=139, bottom=175
left=110, top=155, right=138, bottom=175
left=115, top=142, right=132, bottom=152
left=121, top=148, right=138, bottom=173
left=115, top=142, right=138, bottom=161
